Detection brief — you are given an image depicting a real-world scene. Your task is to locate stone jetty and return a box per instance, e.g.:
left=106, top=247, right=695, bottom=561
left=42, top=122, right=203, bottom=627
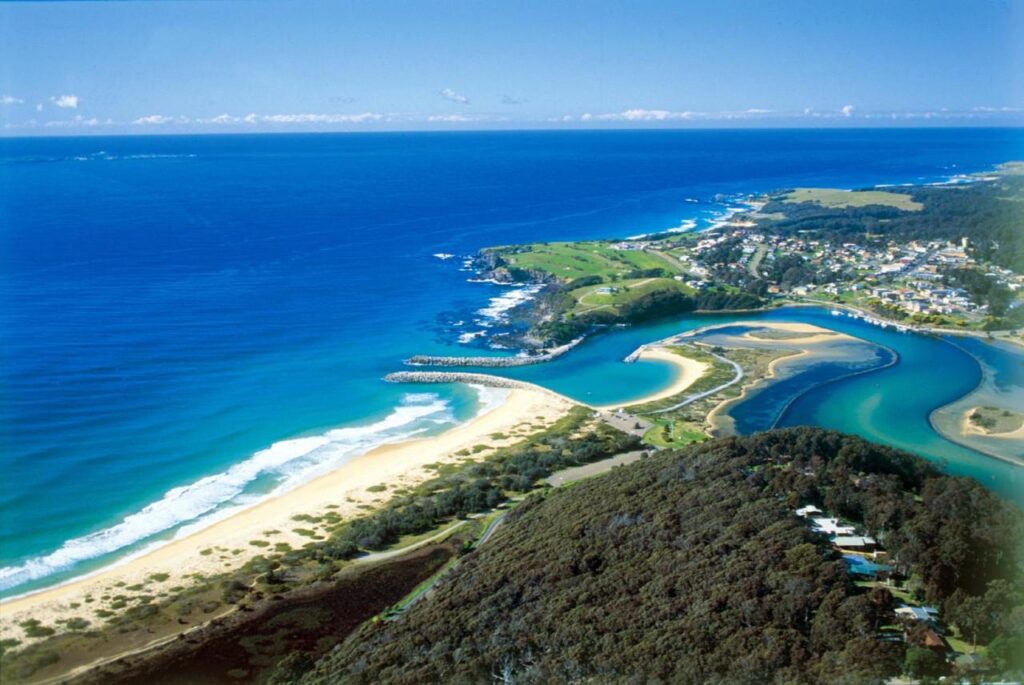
left=384, top=371, right=538, bottom=390
left=405, top=336, right=584, bottom=368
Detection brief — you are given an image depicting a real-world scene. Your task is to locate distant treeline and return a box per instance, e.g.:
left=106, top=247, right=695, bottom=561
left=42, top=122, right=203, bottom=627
left=302, top=428, right=1024, bottom=685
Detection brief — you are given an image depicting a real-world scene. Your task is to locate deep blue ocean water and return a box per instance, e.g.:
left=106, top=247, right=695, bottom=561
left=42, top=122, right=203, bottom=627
left=2, top=128, right=1022, bottom=596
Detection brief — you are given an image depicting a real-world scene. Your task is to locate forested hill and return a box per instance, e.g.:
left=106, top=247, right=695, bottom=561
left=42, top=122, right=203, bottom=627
left=300, top=428, right=1023, bottom=685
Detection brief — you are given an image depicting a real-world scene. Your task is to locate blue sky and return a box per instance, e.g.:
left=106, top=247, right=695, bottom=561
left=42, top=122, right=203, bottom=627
left=2, top=0, right=1022, bottom=135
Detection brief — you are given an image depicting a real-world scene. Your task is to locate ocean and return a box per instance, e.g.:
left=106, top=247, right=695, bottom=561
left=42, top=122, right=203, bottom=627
left=2, top=128, right=1022, bottom=596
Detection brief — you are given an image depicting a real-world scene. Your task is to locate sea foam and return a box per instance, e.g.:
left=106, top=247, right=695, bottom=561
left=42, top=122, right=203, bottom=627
left=0, top=392, right=462, bottom=593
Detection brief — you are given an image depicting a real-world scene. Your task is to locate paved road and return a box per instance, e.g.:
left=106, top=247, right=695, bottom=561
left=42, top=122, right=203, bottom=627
left=747, top=244, right=768, bottom=277
left=544, top=450, right=646, bottom=487
left=649, top=346, right=744, bottom=414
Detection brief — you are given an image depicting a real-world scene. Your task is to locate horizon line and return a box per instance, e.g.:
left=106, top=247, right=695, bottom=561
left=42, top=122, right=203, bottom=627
left=4, top=122, right=1024, bottom=141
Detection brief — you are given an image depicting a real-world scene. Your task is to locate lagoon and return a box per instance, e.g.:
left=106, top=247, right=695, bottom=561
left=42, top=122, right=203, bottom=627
left=493, top=306, right=1023, bottom=505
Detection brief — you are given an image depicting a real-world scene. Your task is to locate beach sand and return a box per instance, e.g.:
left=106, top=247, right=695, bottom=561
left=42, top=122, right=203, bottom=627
left=0, top=387, right=574, bottom=642
left=595, top=346, right=709, bottom=410
left=741, top=321, right=842, bottom=345
left=960, top=407, right=1024, bottom=442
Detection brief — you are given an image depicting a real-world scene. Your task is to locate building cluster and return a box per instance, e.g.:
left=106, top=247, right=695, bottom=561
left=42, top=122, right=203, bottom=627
left=667, top=229, right=1023, bottom=322
left=795, top=505, right=977, bottom=669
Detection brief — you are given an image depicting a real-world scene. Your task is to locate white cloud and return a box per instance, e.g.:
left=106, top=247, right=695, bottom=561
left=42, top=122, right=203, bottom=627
left=439, top=88, right=470, bottom=105
left=243, top=113, right=258, bottom=124
left=132, top=114, right=190, bottom=125
left=51, top=95, right=79, bottom=109
left=1, top=95, right=23, bottom=105
left=971, top=106, right=1024, bottom=113
left=840, top=104, right=855, bottom=117
left=594, top=109, right=693, bottom=121
left=260, top=112, right=384, bottom=124
left=199, top=113, right=241, bottom=124
left=36, top=103, right=43, bottom=112
left=501, top=95, right=523, bottom=105
left=43, top=115, right=107, bottom=128
left=427, top=114, right=472, bottom=122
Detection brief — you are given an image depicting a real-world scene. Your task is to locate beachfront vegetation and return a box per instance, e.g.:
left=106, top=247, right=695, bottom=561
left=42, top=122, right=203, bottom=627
left=0, top=408, right=639, bottom=684
left=302, top=428, right=1024, bottom=685
left=969, top=406, right=1024, bottom=434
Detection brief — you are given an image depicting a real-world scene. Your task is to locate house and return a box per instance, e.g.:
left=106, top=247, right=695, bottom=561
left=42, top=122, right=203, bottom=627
left=832, top=535, right=878, bottom=550
left=916, top=628, right=950, bottom=655
left=811, top=517, right=856, bottom=535
left=795, top=505, right=822, bottom=518
left=895, top=606, right=939, bottom=622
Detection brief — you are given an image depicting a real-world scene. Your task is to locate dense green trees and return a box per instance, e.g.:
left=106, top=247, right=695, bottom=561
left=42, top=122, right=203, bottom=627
left=307, top=408, right=640, bottom=564
left=301, top=428, right=1023, bottom=685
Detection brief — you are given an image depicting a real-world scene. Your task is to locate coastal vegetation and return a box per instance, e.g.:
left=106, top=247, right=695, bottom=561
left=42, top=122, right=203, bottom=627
left=301, top=428, right=1024, bottom=685
left=0, top=408, right=639, bottom=684
left=630, top=343, right=798, bottom=444
left=968, top=406, right=1024, bottom=435
left=477, top=241, right=763, bottom=347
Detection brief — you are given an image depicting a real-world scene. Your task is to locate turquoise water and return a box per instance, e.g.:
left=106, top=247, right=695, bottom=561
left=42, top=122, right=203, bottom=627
left=482, top=307, right=1024, bottom=504
left=2, top=129, right=1022, bottom=597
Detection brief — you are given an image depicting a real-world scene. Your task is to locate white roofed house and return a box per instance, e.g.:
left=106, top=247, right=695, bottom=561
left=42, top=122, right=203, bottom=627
left=832, top=535, right=878, bottom=551
left=811, top=518, right=856, bottom=535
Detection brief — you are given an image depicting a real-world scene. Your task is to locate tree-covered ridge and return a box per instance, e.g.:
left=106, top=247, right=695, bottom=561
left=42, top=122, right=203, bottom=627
left=302, top=428, right=1023, bottom=685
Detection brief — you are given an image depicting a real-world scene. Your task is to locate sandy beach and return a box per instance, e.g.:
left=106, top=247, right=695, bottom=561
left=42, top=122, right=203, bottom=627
left=0, top=387, right=574, bottom=642
left=960, top=407, right=1024, bottom=442
left=595, top=346, right=709, bottom=409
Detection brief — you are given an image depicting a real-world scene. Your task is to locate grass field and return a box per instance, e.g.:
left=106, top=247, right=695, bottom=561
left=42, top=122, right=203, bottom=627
left=493, top=241, right=679, bottom=282
left=568, top=277, right=694, bottom=316
left=781, top=187, right=924, bottom=211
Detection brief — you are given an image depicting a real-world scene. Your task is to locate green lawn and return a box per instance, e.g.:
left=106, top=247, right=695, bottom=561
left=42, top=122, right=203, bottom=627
left=644, top=419, right=706, bottom=448
left=781, top=187, right=924, bottom=211
left=494, top=242, right=679, bottom=282
left=568, top=277, right=694, bottom=316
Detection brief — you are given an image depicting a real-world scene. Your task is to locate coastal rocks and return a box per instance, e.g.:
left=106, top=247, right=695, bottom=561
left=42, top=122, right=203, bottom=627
left=405, top=337, right=585, bottom=368
left=384, top=372, right=538, bottom=390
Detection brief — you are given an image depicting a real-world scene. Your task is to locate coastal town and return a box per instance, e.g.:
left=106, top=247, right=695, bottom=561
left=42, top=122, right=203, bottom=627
left=671, top=228, right=1024, bottom=326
